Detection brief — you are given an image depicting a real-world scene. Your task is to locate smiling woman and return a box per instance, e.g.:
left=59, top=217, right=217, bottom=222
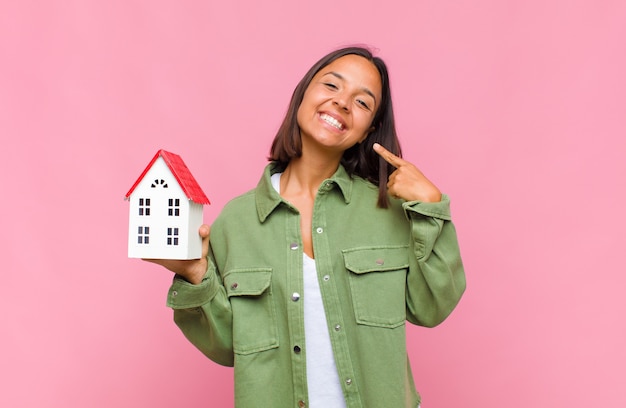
left=296, top=54, right=382, bottom=157
left=145, top=45, right=466, bottom=408
left=270, top=47, right=401, bottom=209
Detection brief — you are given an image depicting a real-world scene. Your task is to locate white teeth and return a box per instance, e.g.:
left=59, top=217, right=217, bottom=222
left=321, top=114, right=344, bottom=130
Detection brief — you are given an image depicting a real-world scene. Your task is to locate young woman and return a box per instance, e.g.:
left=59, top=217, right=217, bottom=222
left=147, top=46, right=466, bottom=408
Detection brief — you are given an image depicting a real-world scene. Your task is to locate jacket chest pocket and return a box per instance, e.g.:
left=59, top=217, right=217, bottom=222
left=224, top=269, right=279, bottom=355
left=343, top=246, right=409, bottom=328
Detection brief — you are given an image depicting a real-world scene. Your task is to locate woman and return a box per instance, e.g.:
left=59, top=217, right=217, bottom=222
left=148, top=46, right=466, bottom=408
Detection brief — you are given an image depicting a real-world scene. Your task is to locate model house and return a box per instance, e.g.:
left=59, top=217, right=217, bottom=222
left=125, top=149, right=210, bottom=259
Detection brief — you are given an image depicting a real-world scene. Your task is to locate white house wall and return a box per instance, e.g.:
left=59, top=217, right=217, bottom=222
left=127, top=157, right=204, bottom=260
left=185, top=202, right=204, bottom=257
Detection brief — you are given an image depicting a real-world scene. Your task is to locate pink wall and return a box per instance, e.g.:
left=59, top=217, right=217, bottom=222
left=2, top=1, right=625, bottom=407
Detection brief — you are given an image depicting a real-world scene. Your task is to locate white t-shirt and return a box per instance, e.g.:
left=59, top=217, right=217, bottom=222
left=271, top=173, right=346, bottom=408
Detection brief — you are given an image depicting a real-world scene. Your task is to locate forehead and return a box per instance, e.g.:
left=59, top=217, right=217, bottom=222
left=316, top=55, right=382, bottom=96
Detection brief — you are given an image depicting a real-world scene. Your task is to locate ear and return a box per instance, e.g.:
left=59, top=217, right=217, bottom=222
left=358, top=126, right=375, bottom=144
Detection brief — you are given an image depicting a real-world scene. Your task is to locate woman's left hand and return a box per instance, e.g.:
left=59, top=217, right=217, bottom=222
left=373, top=143, right=442, bottom=203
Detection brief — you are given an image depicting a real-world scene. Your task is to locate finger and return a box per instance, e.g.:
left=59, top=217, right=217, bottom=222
left=199, top=224, right=210, bottom=257
left=142, top=258, right=163, bottom=266
left=199, top=224, right=210, bottom=238
left=373, top=143, right=406, bottom=168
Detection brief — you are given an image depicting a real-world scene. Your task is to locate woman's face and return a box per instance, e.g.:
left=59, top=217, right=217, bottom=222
left=296, top=54, right=382, bottom=155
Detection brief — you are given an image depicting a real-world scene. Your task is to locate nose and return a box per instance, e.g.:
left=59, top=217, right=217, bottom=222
left=332, top=92, right=350, bottom=112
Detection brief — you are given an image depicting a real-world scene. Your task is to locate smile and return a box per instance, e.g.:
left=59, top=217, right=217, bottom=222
left=320, top=113, right=344, bottom=130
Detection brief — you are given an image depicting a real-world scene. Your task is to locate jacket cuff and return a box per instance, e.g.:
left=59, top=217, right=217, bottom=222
left=403, top=194, right=452, bottom=220
left=166, top=270, right=220, bottom=309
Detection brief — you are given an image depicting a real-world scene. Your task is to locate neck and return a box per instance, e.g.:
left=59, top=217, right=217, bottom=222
left=281, top=152, right=340, bottom=198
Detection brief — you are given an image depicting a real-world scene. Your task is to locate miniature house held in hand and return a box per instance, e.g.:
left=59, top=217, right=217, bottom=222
left=125, top=149, right=210, bottom=260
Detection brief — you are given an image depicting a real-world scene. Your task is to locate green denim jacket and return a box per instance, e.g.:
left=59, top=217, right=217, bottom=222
left=167, top=163, right=466, bottom=408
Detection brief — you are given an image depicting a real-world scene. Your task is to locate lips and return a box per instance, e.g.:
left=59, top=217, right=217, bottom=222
left=319, top=112, right=346, bottom=131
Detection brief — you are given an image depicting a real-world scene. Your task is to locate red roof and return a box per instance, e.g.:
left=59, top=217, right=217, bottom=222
left=125, top=149, right=210, bottom=204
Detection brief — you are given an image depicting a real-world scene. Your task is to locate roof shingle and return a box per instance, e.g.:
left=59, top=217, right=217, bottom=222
left=125, top=149, right=210, bottom=205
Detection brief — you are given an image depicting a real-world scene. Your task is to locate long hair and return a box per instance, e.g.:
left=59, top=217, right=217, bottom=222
left=269, top=46, right=401, bottom=208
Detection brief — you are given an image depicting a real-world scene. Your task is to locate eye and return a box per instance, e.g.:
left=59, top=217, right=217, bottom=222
left=356, top=99, right=371, bottom=110
left=324, top=82, right=338, bottom=90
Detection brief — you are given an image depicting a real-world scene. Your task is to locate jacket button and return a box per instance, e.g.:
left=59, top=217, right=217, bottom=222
left=298, top=400, right=306, bottom=408
left=230, top=283, right=238, bottom=290
left=290, top=242, right=299, bottom=250
left=293, top=345, right=301, bottom=354
left=376, top=259, right=384, bottom=265
left=291, top=293, right=300, bottom=302
left=345, top=378, right=353, bottom=385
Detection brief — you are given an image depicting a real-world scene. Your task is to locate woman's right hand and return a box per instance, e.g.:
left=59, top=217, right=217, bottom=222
left=142, top=224, right=210, bottom=285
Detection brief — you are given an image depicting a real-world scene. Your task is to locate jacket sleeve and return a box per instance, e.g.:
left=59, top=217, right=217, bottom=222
left=403, top=194, right=466, bottom=327
left=166, top=246, right=234, bottom=367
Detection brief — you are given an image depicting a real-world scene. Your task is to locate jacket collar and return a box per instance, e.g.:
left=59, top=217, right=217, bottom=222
left=255, top=162, right=354, bottom=223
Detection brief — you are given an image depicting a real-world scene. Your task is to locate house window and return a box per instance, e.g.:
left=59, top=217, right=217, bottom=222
left=167, top=227, right=179, bottom=246
left=138, top=226, right=150, bottom=244
left=151, top=179, right=168, bottom=188
left=168, top=198, right=180, bottom=216
left=138, top=198, right=151, bottom=216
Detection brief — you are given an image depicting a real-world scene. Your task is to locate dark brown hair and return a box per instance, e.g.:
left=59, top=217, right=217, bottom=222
left=269, top=46, right=402, bottom=208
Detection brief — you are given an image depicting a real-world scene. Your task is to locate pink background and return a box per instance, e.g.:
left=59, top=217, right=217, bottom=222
left=2, top=1, right=625, bottom=407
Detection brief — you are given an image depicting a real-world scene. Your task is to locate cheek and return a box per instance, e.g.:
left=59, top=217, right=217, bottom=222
left=296, top=93, right=320, bottom=126
left=355, top=112, right=375, bottom=132
left=295, top=105, right=305, bottom=129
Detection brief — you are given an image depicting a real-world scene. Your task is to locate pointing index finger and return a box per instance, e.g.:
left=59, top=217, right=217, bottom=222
left=373, top=143, right=405, bottom=167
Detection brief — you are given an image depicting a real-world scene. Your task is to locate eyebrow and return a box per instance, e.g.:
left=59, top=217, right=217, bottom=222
left=324, top=71, right=377, bottom=103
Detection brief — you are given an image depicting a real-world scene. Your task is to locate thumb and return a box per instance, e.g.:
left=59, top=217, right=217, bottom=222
left=199, top=224, right=210, bottom=257
left=199, top=224, right=210, bottom=238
